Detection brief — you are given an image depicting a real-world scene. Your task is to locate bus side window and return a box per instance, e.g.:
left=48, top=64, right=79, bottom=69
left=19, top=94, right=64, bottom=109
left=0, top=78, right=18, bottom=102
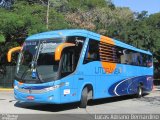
left=83, top=39, right=99, bottom=64
left=60, top=48, right=75, bottom=77
left=119, top=49, right=130, bottom=64
left=146, top=55, right=153, bottom=67
left=116, top=46, right=152, bottom=67
left=137, top=54, right=143, bottom=66
left=131, top=52, right=140, bottom=65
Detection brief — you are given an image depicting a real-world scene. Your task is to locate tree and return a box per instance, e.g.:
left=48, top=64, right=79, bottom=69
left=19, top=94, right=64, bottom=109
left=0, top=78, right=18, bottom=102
left=0, top=0, right=160, bottom=78
left=0, top=34, right=5, bottom=43
left=0, top=0, right=71, bottom=65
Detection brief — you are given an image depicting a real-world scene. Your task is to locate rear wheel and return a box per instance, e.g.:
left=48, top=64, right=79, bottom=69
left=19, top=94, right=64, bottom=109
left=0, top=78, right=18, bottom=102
left=136, top=85, right=143, bottom=98
left=79, top=87, right=89, bottom=108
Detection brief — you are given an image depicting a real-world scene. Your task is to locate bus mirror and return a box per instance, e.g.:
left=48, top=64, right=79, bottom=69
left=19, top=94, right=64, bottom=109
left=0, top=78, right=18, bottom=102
left=55, top=43, right=75, bottom=61
left=7, top=46, right=22, bottom=62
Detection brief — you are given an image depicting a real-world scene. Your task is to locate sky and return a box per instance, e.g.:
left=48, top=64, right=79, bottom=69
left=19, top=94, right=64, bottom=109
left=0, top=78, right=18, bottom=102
left=113, top=0, right=160, bottom=14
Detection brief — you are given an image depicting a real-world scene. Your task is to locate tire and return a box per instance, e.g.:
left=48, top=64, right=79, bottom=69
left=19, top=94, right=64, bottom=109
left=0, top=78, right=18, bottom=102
left=79, top=87, right=89, bottom=108
left=136, top=85, right=143, bottom=98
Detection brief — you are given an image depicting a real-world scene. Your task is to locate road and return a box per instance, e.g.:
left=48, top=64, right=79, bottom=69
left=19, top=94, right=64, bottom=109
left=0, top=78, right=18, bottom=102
left=0, top=87, right=160, bottom=120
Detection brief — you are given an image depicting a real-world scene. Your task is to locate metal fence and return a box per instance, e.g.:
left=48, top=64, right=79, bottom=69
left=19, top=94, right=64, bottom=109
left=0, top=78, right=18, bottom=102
left=0, top=66, right=16, bottom=88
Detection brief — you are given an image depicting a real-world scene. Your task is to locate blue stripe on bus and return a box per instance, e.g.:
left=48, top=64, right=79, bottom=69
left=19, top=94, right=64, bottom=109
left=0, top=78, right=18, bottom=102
left=108, top=75, right=153, bottom=96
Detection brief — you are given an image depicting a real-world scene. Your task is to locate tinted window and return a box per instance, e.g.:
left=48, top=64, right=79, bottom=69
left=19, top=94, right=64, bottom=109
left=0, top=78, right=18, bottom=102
left=83, top=39, right=100, bottom=64
left=116, top=47, right=152, bottom=67
left=83, top=39, right=152, bottom=67
left=60, top=36, right=86, bottom=78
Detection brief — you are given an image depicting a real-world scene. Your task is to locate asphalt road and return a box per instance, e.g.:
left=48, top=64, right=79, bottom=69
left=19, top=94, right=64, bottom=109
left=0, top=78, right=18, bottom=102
left=0, top=87, right=160, bottom=120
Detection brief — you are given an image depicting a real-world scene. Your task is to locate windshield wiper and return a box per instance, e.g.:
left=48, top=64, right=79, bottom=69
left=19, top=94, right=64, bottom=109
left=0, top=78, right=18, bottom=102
left=36, top=68, right=44, bottom=83
left=20, top=62, right=32, bottom=83
left=20, top=67, right=44, bottom=83
left=20, top=68, right=31, bottom=82
left=20, top=41, right=46, bottom=83
left=20, top=61, right=44, bottom=83
left=27, top=41, right=44, bottom=83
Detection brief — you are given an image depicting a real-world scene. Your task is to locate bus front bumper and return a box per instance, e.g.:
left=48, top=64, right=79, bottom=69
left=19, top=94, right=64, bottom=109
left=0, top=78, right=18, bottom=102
left=14, top=87, right=61, bottom=104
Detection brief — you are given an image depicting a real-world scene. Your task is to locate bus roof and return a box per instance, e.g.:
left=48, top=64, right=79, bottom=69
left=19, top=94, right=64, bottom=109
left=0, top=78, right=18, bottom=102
left=26, top=29, right=152, bottom=55
left=113, top=39, right=152, bottom=55
left=26, top=29, right=98, bottom=40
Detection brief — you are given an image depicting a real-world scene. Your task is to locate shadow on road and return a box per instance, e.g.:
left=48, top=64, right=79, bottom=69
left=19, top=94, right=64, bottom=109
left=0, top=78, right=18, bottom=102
left=88, top=95, right=135, bottom=106
left=14, top=102, right=79, bottom=112
left=14, top=95, right=137, bottom=112
left=0, top=99, right=6, bottom=100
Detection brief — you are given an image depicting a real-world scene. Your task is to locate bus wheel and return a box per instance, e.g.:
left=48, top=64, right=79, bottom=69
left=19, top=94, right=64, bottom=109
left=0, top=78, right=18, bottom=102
left=79, top=87, right=89, bottom=108
left=136, top=85, right=143, bottom=98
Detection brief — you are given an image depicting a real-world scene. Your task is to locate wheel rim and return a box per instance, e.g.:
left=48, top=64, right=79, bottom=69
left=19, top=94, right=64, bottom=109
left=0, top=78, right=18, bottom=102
left=139, top=87, right=142, bottom=96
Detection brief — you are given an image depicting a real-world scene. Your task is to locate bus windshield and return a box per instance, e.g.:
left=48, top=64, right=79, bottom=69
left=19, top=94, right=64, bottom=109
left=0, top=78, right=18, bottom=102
left=15, top=38, right=63, bottom=83
left=15, top=36, right=85, bottom=83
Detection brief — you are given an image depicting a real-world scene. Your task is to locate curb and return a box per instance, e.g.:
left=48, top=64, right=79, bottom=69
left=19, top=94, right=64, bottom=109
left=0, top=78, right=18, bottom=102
left=0, top=88, right=13, bottom=91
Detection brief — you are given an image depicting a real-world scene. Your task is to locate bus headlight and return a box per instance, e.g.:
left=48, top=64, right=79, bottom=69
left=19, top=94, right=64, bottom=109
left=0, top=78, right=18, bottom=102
left=45, top=82, right=65, bottom=92
left=14, top=85, right=18, bottom=90
left=45, top=85, right=60, bottom=91
left=48, top=95, right=54, bottom=100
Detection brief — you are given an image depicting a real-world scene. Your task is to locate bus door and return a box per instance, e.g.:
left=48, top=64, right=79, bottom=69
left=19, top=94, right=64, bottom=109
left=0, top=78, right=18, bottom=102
left=57, top=36, right=86, bottom=102
left=58, top=47, right=77, bottom=102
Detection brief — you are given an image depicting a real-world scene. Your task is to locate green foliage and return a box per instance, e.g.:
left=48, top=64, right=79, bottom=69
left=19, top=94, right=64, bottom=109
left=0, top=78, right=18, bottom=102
left=0, top=0, right=70, bottom=65
left=0, top=34, right=5, bottom=43
left=0, top=0, right=160, bottom=77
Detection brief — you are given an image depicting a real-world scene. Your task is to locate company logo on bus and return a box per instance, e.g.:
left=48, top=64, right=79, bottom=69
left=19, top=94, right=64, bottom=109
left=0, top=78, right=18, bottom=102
left=95, top=67, right=122, bottom=75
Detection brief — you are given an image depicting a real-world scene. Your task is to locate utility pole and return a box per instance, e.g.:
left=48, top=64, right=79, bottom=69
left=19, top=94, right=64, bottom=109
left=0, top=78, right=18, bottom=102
left=46, top=0, right=50, bottom=29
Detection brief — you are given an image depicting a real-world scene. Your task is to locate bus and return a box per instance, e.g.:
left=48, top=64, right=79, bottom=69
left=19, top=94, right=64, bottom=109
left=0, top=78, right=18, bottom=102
left=8, top=29, right=153, bottom=108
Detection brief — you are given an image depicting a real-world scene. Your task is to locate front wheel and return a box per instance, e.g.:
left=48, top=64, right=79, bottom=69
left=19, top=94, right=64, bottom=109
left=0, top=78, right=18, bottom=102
left=79, top=87, right=88, bottom=108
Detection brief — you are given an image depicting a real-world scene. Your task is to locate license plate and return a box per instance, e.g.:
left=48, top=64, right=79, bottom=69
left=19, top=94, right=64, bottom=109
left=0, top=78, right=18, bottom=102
left=27, top=96, right=34, bottom=100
